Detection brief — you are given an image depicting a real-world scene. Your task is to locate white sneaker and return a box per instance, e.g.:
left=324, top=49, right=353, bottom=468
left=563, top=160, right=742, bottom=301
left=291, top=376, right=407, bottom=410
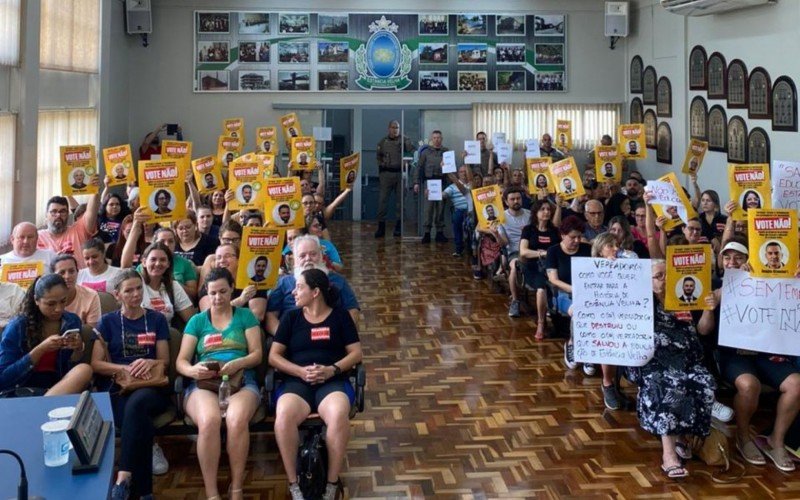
left=152, top=443, right=169, bottom=475
left=712, top=400, right=734, bottom=423
left=582, top=363, right=596, bottom=377
left=563, top=341, right=578, bottom=370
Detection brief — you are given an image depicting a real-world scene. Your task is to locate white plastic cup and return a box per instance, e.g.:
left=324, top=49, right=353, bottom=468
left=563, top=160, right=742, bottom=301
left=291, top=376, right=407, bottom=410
left=41, top=420, right=70, bottom=467
left=48, top=406, right=75, bottom=421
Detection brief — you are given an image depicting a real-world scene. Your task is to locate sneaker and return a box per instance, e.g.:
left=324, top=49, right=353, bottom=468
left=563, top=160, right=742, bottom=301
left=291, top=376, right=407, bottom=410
left=563, top=340, right=578, bottom=370
left=452, top=251, right=463, bottom=257
left=602, top=384, right=620, bottom=410
left=582, top=363, right=596, bottom=377
left=421, top=233, right=431, bottom=244
left=322, top=480, right=343, bottom=500
left=712, top=400, right=734, bottom=423
left=288, top=482, right=305, bottom=500
left=435, top=233, right=448, bottom=243
left=111, top=481, right=130, bottom=500
left=473, top=270, right=482, bottom=280
left=508, top=300, right=521, bottom=318
left=152, top=443, right=169, bottom=475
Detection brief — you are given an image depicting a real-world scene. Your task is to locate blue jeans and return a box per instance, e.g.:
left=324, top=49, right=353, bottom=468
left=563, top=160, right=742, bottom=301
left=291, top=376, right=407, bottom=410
left=452, top=208, right=466, bottom=253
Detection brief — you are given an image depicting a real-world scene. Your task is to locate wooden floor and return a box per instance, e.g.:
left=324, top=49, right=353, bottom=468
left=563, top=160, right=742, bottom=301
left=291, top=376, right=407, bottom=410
left=154, top=222, right=800, bottom=499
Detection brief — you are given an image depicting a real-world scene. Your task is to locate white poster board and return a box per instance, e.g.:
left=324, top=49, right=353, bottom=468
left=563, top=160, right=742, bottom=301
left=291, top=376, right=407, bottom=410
left=496, top=143, right=512, bottom=165
left=464, top=141, right=481, bottom=164
left=525, top=139, right=541, bottom=159
left=442, top=151, right=457, bottom=174
left=772, top=159, right=800, bottom=214
left=719, top=268, right=800, bottom=356
left=644, top=180, right=689, bottom=224
left=426, top=179, right=442, bottom=201
left=571, top=257, right=655, bottom=366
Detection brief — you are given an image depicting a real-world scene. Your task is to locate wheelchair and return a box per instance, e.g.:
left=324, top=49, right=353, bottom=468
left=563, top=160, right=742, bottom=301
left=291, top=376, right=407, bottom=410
left=265, top=363, right=366, bottom=500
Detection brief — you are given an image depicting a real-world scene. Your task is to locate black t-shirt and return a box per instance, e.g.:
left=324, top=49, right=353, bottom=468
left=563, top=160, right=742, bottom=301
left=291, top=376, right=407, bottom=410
left=521, top=225, right=561, bottom=252
left=700, top=213, right=727, bottom=243
left=544, top=242, right=592, bottom=285
left=274, top=306, right=360, bottom=372
left=632, top=239, right=650, bottom=259
left=175, top=233, right=217, bottom=266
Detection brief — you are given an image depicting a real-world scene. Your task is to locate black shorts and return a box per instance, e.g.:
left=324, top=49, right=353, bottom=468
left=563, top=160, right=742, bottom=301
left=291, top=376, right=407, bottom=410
left=522, top=261, right=548, bottom=289
left=276, top=378, right=355, bottom=413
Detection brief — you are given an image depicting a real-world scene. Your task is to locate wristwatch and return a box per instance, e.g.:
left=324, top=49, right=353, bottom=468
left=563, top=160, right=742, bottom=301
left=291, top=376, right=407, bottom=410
left=332, top=364, right=342, bottom=376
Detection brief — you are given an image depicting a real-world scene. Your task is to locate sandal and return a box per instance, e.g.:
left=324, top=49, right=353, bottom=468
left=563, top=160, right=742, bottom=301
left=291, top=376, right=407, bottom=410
left=737, top=438, right=766, bottom=466
left=675, top=441, right=692, bottom=461
left=755, top=435, right=796, bottom=472
left=534, top=325, right=545, bottom=341
left=661, top=464, right=689, bottom=479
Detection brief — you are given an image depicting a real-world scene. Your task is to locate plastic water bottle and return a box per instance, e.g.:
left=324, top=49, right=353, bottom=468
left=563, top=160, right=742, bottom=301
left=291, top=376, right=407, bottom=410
left=218, top=375, right=230, bottom=418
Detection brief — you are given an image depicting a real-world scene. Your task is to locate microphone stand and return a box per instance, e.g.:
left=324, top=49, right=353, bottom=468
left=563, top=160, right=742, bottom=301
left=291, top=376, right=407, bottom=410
left=0, top=449, right=28, bottom=500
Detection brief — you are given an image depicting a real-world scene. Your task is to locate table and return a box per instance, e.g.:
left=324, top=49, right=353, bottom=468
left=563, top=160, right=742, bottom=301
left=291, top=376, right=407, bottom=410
left=0, top=393, right=114, bottom=500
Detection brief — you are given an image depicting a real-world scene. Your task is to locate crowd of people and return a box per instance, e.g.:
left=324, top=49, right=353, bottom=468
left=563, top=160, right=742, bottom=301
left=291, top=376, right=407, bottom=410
left=0, top=124, right=361, bottom=500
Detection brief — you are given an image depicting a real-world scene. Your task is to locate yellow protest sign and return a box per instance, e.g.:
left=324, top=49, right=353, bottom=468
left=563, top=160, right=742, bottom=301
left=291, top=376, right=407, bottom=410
left=61, top=145, right=98, bottom=196
left=222, top=117, right=245, bottom=143
left=556, top=119, right=572, bottom=150
left=137, top=160, right=186, bottom=224
left=0, top=262, right=44, bottom=290
left=471, top=185, right=505, bottom=231
left=256, top=126, right=278, bottom=154
left=550, top=157, right=585, bottom=201
left=161, top=140, right=192, bottom=172
left=280, top=113, right=303, bottom=143
left=747, top=209, right=798, bottom=278
left=192, top=155, right=223, bottom=195
left=665, top=245, right=712, bottom=311
left=264, top=177, right=304, bottom=229
left=729, top=164, right=770, bottom=221
left=236, top=227, right=284, bottom=291
left=228, top=156, right=266, bottom=212
left=681, top=139, right=708, bottom=175
left=618, top=124, right=646, bottom=160
left=526, top=157, right=554, bottom=195
left=217, top=135, right=243, bottom=170
left=339, top=153, right=360, bottom=191
left=102, top=144, right=134, bottom=187
left=256, top=153, right=277, bottom=179
left=289, top=136, right=316, bottom=171
left=650, top=172, right=698, bottom=232
left=594, top=146, right=622, bottom=183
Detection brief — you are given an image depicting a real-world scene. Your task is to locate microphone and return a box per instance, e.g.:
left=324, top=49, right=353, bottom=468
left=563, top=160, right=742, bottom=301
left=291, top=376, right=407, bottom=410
left=0, top=449, right=44, bottom=500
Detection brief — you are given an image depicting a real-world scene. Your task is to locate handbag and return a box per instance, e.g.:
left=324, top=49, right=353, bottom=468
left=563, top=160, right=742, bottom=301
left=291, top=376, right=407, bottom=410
left=689, top=424, right=745, bottom=483
left=197, top=369, right=244, bottom=394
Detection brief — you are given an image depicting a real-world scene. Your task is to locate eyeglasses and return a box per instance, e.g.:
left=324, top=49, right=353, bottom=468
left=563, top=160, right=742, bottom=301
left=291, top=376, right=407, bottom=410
left=220, top=237, right=241, bottom=244
left=652, top=272, right=666, bottom=280
left=685, top=226, right=702, bottom=233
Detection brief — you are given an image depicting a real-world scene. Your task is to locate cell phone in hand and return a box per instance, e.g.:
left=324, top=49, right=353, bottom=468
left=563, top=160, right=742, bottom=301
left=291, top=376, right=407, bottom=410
left=62, top=328, right=80, bottom=338
left=166, top=123, right=179, bottom=135
left=203, top=361, right=221, bottom=372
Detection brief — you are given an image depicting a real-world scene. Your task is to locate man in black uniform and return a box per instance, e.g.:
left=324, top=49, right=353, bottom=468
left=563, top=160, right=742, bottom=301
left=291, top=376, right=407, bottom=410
left=375, top=120, right=416, bottom=238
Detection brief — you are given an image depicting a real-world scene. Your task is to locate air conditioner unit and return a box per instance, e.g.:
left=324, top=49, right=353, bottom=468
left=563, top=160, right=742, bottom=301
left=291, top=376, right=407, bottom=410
left=660, top=0, right=776, bottom=16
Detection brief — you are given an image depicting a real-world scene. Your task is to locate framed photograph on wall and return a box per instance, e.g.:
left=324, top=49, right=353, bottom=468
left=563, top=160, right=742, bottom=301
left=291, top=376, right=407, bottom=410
left=630, top=55, right=643, bottom=94
left=457, top=71, right=488, bottom=91
left=535, top=71, right=564, bottom=91
left=748, top=67, right=771, bottom=120
left=727, top=59, right=748, bottom=109
left=419, top=14, right=449, bottom=35
left=772, top=75, right=798, bottom=132
left=708, top=105, right=728, bottom=152
left=318, top=14, right=349, bottom=34
left=277, top=70, right=310, bottom=91
left=456, top=14, right=487, bottom=35
left=239, top=70, right=270, bottom=91
left=657, top=77, right=672, bottom=117
left=278, top=13, right=309, bottom=34
left=496, top=15, right=526, bottom=36
left=317, top=42, right=349, bottom=63
left=197, top=12, right=229, bottom=34
left=238, top=13, right=269, bottom=35
left=419, top=70, right=449, bottom=91
left=644, top=110, right=657, bottom=149
left=707, top=52, right=727, bottom=99
left=318, top=71, right=348, bottom=91
left=496, top=71, right=525, bottom=91
left=630, top=97, right=643, bottom=124
left=238, top=41, right=269, bottom=63
left=533, top=15, right=565, bottom=36
left=747, top=127, right=770, bottom=164
left=496, top=44, right=525, bottom=64
left=457, top=43, right=488, bottom=64
left=198, top=70, right=229, bottom=91
left=656, top=122, right=672, bottom=164
left=418, top=43, right=448, bottom=64
left=278, top=42, right=310, bottom=63
left=197, top=41, right=230, bottom=63
left=689, top=45, right=707, bottom=90
left=534, top=44, right=564, bottom=65
left=643, top=66, right=657, bottom=105
left=690, top=96, right=708, bottom=141
left=727, top=116, right=747, bottom=163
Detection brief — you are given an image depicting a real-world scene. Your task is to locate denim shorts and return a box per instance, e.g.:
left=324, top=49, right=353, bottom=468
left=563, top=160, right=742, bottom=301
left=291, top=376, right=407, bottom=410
left=719, top=350, right=799, bottom=389
left=554, top=291, right=572, bottom=315
left=185, top=369, right=261, bottom=402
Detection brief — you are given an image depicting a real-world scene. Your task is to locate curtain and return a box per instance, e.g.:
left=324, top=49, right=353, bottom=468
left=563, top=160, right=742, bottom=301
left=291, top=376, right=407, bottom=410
left=40, top=0, right=100, bottom=73
left=37, top=109, right=98, bottom=222
left=0, top=114, right=16, bottom=243
left=474, top=102, right=622, bottom=150
left=0, top=0, right=20, bottom=66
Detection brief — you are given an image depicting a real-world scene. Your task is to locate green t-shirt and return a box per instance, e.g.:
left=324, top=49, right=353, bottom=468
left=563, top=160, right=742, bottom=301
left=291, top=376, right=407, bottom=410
left=184, top=307, right=259, bottom=363
left=136, top=255, right=197, bottom=285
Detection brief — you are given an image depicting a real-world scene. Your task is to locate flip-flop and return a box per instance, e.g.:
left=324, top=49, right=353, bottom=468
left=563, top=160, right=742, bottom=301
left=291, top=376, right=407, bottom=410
left=737, top=438, right=766, bottom=466
left=675, top=441, right=692, bottom=461
left=785, top=445, right=800, bottom=463
left=661, top=464, right=689, bottom=479
left=755, top=435, right=796, bottom=472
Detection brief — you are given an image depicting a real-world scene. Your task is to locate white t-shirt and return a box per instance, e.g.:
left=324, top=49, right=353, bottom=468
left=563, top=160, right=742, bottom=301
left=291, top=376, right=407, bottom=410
left=77, top=266, right=123, bottom=293
left=0, top=248, right=58, bottom=269
left=141, top=281, right=192, bottom=323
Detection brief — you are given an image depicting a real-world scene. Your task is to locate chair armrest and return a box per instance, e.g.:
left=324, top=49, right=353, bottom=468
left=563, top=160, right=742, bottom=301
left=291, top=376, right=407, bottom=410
left=353, top=363, right=366, bottom=414
left=174, top=375, right=186, bottom=418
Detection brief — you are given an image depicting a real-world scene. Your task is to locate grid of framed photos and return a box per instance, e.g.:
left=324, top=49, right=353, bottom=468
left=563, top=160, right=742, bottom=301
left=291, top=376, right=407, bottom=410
left=194, top=11, right=567, bottom=92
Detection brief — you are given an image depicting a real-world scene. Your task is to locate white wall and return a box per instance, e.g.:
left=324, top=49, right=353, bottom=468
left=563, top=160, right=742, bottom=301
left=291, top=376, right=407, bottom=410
left=107, top=0, right=625, bottom=158
left=625, top=0, right=800, bottom=199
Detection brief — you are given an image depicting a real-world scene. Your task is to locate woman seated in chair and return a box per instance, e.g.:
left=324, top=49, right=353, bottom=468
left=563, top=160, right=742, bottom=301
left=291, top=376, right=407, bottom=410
left=176, top=268, right=262, bottom=500
left=269, top=268, right=363, bottom=500
left=91, top=269, right=170, bottom=500
left=0, top=274, right=92, bottom=395
left=637, top=259, right=716, bottom=479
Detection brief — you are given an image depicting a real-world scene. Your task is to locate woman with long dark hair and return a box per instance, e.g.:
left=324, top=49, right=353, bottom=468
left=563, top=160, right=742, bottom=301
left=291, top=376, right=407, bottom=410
left=270, top=268, right=363, bottom=500
left=0, top=274, right=92, bottom=394
left=138, top=242, right=195, bottom=325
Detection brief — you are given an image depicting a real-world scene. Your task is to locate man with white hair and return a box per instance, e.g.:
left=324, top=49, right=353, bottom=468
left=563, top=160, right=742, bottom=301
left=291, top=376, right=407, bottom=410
left=265, top=234, right=359, bottom=334
left=1, top=222, right=58, bottom=269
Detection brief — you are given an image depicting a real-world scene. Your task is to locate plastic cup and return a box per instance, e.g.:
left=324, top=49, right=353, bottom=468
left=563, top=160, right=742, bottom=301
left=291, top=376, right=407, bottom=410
left=41, top=420, right=70, bottom=467
left=48, top=406, right=76, bottom=421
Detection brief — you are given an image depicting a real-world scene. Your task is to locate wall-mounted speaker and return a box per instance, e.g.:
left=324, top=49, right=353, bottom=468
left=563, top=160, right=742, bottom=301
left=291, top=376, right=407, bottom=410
left=605, top=1, right=629, bottom=37
left=126, top=0, right=152, bottom=35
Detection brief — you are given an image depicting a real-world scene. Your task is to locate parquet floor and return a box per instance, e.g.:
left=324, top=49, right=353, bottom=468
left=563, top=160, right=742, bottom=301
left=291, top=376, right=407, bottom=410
left=154, top=222, right=800, bottom=499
